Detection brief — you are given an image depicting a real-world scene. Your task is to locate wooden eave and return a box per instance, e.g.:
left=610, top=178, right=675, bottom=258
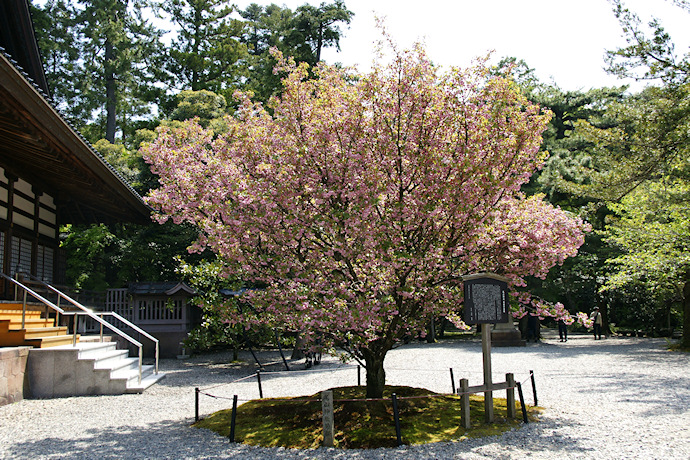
left=0, top=0, right=49, bottom=95
left=0, top=52, right=152, bottom=225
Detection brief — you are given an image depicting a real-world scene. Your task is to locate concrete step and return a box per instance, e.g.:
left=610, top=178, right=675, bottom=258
left=91, top=349, right=130, bottom=369
left=27, top=342, right=164, bottom=397
left=75, top=341, right=118, bottom=359
left=125, top=369, right=166, bottom=393
left=78, top=335, right=115, bottom=344
left=104, top=356, right=140, bottom=377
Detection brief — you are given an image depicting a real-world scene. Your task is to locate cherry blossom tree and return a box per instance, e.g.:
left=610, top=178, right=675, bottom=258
left=143, top=43, right=588, bottom=398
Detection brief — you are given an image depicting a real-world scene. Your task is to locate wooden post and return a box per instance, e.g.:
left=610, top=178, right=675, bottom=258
left=392, top=393, right=402, bottom=446
left=229, top=395, right=238, bottom=442
left=517, top=381, right=528, bottom=423
left=530, top=370, right=538, bottom=406
left=506, top=373, right=516, bottom=419
left=256, top=371, right=263, bottom=398
left=459, top=378, right=470, bottom=429
left=482, top=325, right=494, bottom=422
left=321, top=390, right=334, bottom=447
left=195, top=387, right=200, bottom=422
left=450, top=368, right=456, bottom=394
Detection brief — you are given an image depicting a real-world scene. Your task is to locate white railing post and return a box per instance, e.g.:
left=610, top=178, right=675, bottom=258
left=21, top=289, right=27, bottom=329
left=138, top=345, right=143, bottom=384
left=72, top=315, right=78, bottom=346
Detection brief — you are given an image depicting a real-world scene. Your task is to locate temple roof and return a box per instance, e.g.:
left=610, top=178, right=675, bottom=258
left=0, top=0, right=151, bottom=225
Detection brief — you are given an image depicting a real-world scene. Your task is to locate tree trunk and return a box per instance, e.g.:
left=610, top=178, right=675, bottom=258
left=426, top=317, right=436, bottom=343
left=291, top=334, right=307, bottom=360
left=362, top=348, right=386, bottom=399
left=680, top=270, right=690, bottom=348
left=105, top=39, right=116, bottom=143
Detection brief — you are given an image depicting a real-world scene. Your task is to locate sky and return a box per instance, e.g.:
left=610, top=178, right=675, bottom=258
left=233, top=0, right=690, bottom=92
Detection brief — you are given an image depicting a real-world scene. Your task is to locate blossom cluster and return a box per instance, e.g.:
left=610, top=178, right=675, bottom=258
left=512, top=299, right=593, bottom=328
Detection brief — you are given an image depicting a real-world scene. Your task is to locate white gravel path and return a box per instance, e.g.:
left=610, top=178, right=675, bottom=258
left=1, top=331, right=688, bottom=459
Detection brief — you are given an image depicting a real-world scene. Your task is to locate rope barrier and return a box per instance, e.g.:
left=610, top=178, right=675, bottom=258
left=199, top=372, right=257, bottom=392
left=258, top=363, right=355, bottom=375
left=195, top=369, right=537, bottom=428
left=199, top=384, right=522, bottom=402
left=196, top=368, right=536, bottom=409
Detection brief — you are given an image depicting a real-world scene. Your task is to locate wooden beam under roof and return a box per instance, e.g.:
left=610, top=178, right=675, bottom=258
left=0, top=52, right=152, bottom=225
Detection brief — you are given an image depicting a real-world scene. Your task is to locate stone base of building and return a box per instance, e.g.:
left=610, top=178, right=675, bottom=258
left=0, top=346, right=30, bottom=406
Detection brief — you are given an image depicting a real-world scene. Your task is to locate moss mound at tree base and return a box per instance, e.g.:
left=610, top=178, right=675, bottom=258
left=194, top=385, right=540, bottom=449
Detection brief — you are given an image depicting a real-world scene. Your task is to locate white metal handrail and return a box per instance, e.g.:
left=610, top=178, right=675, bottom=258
left=61, top=310, right=145, bottom=383
left=12, top=273, right=158, bottom=383
left=96, top=311, right=159, bottom=375
left=1, top=272, right=65, bottom=328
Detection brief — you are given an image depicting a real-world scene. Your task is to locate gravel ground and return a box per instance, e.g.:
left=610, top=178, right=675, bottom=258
left=1, top=330, right=689, bottom=459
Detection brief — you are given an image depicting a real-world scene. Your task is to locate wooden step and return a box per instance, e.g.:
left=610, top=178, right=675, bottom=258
left=0, top=310, right=44, bottom=320
left=26, top=334, right=79, bottom=348
left=0, top=326, right=72, bottom=347
left=0, top=302, right=46, bottom=312
left=2, top=317, right=55, bottom=328
left=23, top=326, right=68, bottom=339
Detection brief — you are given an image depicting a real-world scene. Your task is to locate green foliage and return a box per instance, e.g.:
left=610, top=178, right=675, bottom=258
left=33, top=0, right=166, bottom=143
left=492, top=74, right=625, bottom=315
left=194, top=385, right=538, bottom=449
left=239, top=1, right=353, bottom=103
left=291, top=0, right=354, bottom=64
left=177, top=258, right=243, bottom=353
left=162, top=0, right=248, bottom=93
left=62, top=224, right=116, bottom=291
left=93, top=138, right=142, bottom=187
left=606, top=0, right=690, bottom=85
left=31, top=0, right=83, bottom=122
left=170, top=90, right=227, bottom=124
left=183, top=315, right=238, bottom=353
left=61, top=221, right=202, bottom=290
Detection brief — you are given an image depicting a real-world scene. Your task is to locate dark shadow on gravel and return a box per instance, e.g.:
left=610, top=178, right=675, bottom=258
left=3, top=414, right=599, bottom=460
left=2, top=419, right=277, bottom=459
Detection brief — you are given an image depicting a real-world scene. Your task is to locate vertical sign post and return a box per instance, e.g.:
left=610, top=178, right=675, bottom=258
left=321, top=390, right=334, bottom=447
left=482, top=324, right=494, bottom=422
left=463, top=272, right=510, bottom=425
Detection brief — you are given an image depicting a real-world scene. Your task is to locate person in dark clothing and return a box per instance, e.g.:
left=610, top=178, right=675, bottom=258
left=591, top=307, right=603, bottom=339
left=558, top=318, right=568, bottom=342
left=527, top=312, right=539, bottom=342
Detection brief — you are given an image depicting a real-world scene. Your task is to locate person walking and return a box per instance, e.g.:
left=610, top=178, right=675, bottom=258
left=590, top=307, right=603, bottom=340
left=558, top=318, right=568, bottom=342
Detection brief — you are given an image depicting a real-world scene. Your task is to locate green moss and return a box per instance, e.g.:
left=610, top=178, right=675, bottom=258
left=193, top=385, right=541, bottom=449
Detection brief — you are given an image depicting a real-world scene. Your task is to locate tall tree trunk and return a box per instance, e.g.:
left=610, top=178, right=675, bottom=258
left=315, top=23, right=323, bottom=62
left=362, top=347, right=387, bottom=399
left=291, top=334, right=307, bottom=360
left=105, top=39, right=116, bottom=143
left=682, top=271, right=690, bottom=348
